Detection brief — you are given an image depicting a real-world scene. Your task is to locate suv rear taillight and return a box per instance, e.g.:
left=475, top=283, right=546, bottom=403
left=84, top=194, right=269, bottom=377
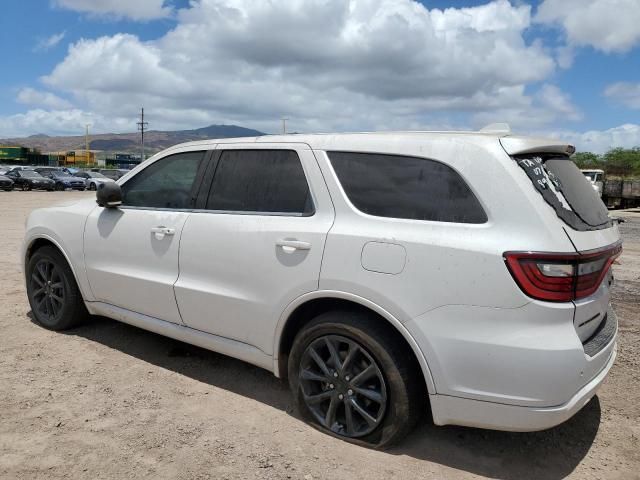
left=504, top=242, right=622, bottom=302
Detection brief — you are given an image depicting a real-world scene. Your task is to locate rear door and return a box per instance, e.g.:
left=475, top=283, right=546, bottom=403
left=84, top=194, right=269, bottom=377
left=174, top=144, right=334, bottom=354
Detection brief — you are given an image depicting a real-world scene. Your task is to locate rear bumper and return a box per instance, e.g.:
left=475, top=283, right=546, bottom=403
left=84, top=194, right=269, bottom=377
left=430, top=344, right=616, bottom=431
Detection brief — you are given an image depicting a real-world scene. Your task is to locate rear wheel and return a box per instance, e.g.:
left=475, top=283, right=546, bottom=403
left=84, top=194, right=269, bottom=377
left=288, top=310, right=423, bottom=448
left=55, top=183, right=64, bottom=191
left=89, top=182, right=96, bottom=191
left=26, top=246, right=88, bottom=330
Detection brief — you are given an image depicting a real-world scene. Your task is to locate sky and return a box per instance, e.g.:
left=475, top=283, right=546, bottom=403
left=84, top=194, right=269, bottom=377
left=0, top=0, right=639, bottom=153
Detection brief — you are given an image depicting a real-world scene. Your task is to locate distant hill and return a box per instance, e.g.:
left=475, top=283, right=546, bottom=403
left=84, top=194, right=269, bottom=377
left=0, top=124, right=265, bottom=154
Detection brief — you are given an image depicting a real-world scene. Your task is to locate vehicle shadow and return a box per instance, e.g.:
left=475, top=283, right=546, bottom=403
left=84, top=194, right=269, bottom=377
left=52, top=314, right=599, bottom=480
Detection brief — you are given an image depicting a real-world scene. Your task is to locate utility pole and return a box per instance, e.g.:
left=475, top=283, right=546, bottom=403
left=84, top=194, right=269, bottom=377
left=85, top=124, right=90, bottom=165
left=137, top=108, right=149, bottom=161
left=281, top=117, right=288, bottom=135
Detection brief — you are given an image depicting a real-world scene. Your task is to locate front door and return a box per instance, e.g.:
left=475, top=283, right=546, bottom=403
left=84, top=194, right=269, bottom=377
left=174, top=145, right=334, bottom=354
left=84, top=150, right=208, bottom=324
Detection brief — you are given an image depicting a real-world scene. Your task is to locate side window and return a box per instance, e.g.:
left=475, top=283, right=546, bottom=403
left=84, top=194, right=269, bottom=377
left=205, top=150, right=313, bottom=215
left=328, top=151, right=487, bottom=223
left=121, top=151, right=205, bottom=209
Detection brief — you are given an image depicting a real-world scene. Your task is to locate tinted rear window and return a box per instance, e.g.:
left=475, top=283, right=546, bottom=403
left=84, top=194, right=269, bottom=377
left=328, top=152, right=487, bottom=223
left=514, top=155, right=610, bottom=231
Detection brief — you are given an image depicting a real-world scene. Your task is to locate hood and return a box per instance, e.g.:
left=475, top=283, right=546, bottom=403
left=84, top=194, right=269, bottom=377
left=57, top=176, right=85, bottom=182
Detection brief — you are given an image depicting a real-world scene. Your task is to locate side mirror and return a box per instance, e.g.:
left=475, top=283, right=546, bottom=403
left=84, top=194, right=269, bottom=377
left=97, top=182, right=122, bottom=208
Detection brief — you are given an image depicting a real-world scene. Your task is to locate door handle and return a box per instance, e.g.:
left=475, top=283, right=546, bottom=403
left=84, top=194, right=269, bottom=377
left=276, top=239, right=312, bottom=252
left=151, top=226, right=175, bottom=240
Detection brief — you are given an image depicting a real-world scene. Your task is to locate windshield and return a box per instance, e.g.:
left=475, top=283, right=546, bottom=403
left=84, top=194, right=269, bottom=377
left=52, top=172, right=72, bottom=177
left=90, top=172, right=107, bottom=178
left=582, top=172, right=601, bottom=182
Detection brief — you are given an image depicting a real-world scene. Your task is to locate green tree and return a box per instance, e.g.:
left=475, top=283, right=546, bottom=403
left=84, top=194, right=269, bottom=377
left=573, top=151, right=602, bottom=169
left=603, top=147, right=640, bottom=176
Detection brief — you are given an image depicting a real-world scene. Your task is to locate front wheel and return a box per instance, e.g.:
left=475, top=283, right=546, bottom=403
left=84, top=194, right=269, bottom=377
left=55, top=183, right=64, bottom=191
left=89, top=183, right=96, bottom=191
left=288, top=310, right=423, bottom=448
left=26, top=246, right=88, bottom=330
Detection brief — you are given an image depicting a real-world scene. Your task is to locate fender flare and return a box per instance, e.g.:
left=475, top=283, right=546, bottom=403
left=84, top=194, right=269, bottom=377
left=272, top=289, right=437, bottom=395
left=23, top=233, right=89, bottom=301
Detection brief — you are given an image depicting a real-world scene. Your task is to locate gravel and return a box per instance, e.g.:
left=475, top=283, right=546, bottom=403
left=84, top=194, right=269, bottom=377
left=1, top=192, right=639, bottom=480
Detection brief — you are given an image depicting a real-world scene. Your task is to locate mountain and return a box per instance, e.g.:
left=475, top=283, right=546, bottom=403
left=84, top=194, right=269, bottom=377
left=0, top=124, right=265, bottom=154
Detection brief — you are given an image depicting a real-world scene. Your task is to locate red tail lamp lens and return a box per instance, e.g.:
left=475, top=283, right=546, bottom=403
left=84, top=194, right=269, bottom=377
left=504, top=242, right=622, bottom=302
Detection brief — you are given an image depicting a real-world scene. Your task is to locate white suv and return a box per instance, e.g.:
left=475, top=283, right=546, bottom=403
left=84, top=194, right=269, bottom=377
left=23, top=129, right=620, bottom=447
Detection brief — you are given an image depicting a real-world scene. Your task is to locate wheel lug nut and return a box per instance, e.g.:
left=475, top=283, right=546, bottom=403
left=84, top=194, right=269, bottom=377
left=329, top=383, right=334, bottom=389
left=345, top=375, right=350, bottom=381
left=333, top=372, right=338, bottom=378
left=347, top=389, right=353, bottom=396
left=338, top=394, right=344, bottom=400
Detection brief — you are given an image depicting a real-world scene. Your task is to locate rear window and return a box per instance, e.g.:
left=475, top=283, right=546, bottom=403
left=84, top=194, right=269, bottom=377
left=514, top=155, right=610, bottom=231
left=327, top=152, right=487, bottom=223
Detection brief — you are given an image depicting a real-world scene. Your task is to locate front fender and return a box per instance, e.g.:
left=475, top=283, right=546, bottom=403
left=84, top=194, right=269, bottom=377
left=23, top=200, right=97, bottom=302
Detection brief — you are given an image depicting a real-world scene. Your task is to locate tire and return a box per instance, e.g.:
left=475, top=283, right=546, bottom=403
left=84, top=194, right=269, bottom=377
left=89, top=183, right=96, bottom=191
left=288, top=310, right=423, bottom=449
left=26, top=246, right=88, bottom=331
left=55, top=183, right=64, bottom=191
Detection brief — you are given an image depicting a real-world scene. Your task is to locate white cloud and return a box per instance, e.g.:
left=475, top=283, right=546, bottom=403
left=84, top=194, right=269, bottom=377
left=536, top=0, right=640, bottom=53
left=53, top=0, right=171, bottom=21
left=0, top=109, right=95, bottom=138
left=604, top=82, right=640, bottom=109
left=34, top=31, right=66, bottom=51
left=549, top=124, right=640, bottom=154
left=471, top=84, right=581, bottom=131
left=17, top=88, right=73, bottom=110
left=36, top=0, right=559, bottom=135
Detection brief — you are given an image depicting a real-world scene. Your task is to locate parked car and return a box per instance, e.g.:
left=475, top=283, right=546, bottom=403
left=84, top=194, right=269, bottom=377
left=40, top=171, right=87, bottom=191
left=0, top=174, right=14, bottom=191
left=97, top=169, right=126, bottom=180
left=6, top=170, right=54, bottom=190
left=74, top=171, right=115, bottom=190
left=23, top=128, right=621, bottom=447
left=5, top=165, right=35, bottom=173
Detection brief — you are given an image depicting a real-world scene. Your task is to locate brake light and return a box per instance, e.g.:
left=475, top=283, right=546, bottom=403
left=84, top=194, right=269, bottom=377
left=504, top=242, right=622, bottom=302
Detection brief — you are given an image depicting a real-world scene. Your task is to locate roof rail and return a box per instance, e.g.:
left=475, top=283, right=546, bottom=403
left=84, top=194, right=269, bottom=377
left=479, top=123, right=511, bottom=134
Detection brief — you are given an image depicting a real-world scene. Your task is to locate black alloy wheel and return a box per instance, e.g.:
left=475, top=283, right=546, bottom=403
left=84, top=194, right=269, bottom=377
left=298, top=334, right=387, bottom=438
left=55, top=183, right=64, bottom=191
left=30, top=259, right=65, bottom=323
left=288, top=310, right=424, bottom=448
left=26, top=246, right=88, bottom=330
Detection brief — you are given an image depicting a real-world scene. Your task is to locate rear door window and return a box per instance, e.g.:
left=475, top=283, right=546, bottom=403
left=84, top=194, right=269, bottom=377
left=513, top=155, right=610, bottom=231
left=327, top=151, right=487, bottom=223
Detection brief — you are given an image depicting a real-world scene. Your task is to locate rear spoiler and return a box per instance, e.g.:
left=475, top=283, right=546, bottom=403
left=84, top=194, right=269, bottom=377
left=500, top=136, right=575, bottom=156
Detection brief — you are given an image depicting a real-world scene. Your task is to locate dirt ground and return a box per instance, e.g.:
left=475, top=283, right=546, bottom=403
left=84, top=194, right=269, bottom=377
left=1, top=191, right=639, bottom=480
